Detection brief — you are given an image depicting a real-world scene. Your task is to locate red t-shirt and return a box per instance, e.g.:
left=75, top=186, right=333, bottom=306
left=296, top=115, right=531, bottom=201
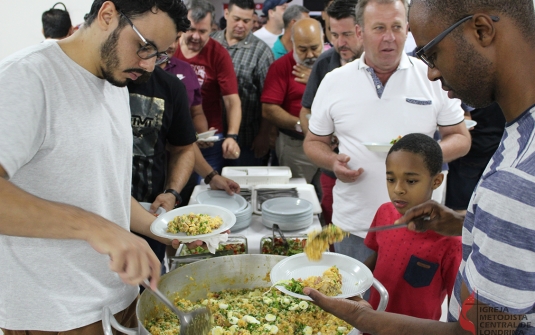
left=174, top=38, right=238, bottom=132
left=364, top=202, right=462, bottom=320
left=261, top=52, right=306, bottom=118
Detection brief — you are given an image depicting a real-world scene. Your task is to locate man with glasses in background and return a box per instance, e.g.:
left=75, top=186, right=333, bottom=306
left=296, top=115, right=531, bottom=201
left=304, top=0, right=470, bottom=266
left=304, top=0, right=535, bottom=334
left=0, top=0, right=190, bottom=333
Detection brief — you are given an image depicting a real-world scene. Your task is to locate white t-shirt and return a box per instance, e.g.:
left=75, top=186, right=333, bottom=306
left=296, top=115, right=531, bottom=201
left=253, top=26, right=281, bottom=49
left=0, top=42, right=137, bottom=331
left=309, top=53, right=464, bottom=237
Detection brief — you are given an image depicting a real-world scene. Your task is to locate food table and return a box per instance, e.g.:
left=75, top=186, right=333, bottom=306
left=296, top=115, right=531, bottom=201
left=188, top=178, right=323, bottom=254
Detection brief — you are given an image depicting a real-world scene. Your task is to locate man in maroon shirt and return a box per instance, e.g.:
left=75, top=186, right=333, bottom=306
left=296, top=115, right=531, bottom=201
left=174, top=0, right=242, bottom=173
left=262, top=18, right=323, bottom=183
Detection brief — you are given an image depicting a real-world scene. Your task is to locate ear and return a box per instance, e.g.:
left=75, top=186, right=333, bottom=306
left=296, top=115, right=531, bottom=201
left=356, top=24, right=363, bottom=39
left=470, top=14, right=497, bottom=47
left=431, top=172, right=444, bottom=190
left=42, top=28, right=45, bottom=38
left=97, top=1, right=118, bottom=31
left=224, top=8, right=230, bottom=20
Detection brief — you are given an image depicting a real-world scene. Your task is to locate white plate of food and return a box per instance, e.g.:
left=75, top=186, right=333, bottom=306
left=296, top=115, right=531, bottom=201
left=197, top=129, right=218, bottom=139
left=270, top=252, right=374, bottom=301
left=362, top=142, right=393, bottom=153
left=150, top=204, right=236, bottom=242
left=464, top=119, right=477, bottom=129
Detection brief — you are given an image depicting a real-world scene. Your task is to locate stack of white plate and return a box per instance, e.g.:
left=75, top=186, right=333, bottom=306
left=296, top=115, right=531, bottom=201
left=232, top=202, right=253, bottom=232
left=261, top=197, right=313, bottom=231
left=196, top=190, right=252, bottom=232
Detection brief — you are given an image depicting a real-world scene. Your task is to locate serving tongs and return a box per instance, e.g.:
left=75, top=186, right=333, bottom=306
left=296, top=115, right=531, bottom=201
left=272, top=224, right=290, bottom=251
left=141, top=279, right=212, bottom=335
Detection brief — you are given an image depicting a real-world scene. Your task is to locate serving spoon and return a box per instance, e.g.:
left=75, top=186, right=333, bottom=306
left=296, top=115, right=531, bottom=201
left=141, top=280, right=212, bottom=335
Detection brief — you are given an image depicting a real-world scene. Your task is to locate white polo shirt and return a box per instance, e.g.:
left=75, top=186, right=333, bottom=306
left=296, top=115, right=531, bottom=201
left=309, top=52, right=464, bottom=237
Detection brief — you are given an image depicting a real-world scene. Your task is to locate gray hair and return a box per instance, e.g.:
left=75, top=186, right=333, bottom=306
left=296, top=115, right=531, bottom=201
left=355, top=0, right=409, bottom=27
left=187, top=0, right=215, bottom=24
left=283, top=5, right=310, bottom=29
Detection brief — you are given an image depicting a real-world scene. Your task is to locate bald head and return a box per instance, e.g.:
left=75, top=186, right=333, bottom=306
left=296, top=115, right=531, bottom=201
left=291, top=18, right=324, bottom=68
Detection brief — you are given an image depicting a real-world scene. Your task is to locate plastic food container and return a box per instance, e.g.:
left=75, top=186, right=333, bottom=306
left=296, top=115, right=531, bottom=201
left=221, top=166, right=292, bottom=185
left=170, top=235, right=248, bottom=270
left=260, top=234, right=308, bottom=256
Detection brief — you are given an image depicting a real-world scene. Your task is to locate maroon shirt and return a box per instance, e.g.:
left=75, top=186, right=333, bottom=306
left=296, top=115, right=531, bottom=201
left=175, top=39, right=239, bottom=132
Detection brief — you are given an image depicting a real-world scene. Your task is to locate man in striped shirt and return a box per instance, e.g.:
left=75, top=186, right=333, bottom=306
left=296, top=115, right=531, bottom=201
left=303, top=0, right=535, bottom=334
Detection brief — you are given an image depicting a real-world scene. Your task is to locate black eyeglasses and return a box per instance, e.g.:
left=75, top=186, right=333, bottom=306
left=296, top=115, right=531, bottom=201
left=119, top=11, right=169, bottom=66
left=415, top=15, right=500, bottom=68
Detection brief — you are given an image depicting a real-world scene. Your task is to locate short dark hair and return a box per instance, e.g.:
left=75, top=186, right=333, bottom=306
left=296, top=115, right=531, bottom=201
left=326, top=0, right=358, bottom=22
left=42, top=2, right=72, bottom=39
left=388, top=133, right=443, bottom=176
left=228, top=0, right=256, bottom=12
left=283, top=5, right=310, bottom=29
left=85, top=0, right=190, bottom=33
left=411, top=0, right=535, bottom=45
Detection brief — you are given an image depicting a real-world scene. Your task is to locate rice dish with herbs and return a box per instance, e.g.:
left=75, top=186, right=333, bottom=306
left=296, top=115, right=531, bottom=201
left=167, top=213, right=223, bottom=235
left=145, top=287, right=352, bottom=335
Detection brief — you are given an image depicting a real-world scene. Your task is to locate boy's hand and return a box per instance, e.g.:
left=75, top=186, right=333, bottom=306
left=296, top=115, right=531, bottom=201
left=395, top=200, right=464, bottom=236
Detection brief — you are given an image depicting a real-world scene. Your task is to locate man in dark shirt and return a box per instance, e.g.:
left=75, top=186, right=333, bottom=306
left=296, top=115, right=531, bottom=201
left=128, top=67, right=197, bottom=263
left=212, top=0, right=274, bottom=166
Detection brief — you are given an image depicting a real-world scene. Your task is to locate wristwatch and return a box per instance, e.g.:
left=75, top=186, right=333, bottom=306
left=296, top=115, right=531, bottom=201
left=204, top=170, right=219, bottom=184
left=295, top=120, right=302, bottom=132
left=164, top=189, right=182, bottom=207
left=226, top=134, right=239, bottom=142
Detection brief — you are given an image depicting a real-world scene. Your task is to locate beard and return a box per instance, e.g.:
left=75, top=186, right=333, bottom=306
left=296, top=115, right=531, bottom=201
left=100, top=26, right=149, bottom=87
left=293, top=51, right=318, bottom=68
left=446, top=36, right=495, bottom=108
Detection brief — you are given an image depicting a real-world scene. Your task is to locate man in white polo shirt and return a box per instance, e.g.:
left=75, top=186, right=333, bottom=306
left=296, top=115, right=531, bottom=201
left=304, top=0, right=471, bottom=263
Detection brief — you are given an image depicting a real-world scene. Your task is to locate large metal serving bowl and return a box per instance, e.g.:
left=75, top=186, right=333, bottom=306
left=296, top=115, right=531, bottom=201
left=102, top=254, right=388, bottom=335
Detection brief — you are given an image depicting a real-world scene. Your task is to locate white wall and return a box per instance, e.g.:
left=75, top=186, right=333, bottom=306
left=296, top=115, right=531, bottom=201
left=0, top=0, right=308, bottom=61
left=0, top=0, right=94, bottom=60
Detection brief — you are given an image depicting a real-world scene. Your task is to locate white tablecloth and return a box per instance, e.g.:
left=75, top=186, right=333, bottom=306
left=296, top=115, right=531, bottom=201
left=188, top=180, right=322, bottom=254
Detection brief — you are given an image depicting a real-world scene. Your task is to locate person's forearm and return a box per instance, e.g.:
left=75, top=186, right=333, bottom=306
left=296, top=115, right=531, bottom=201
left=190, top=104, right=208, bottom=133
left=303, top=135, right=338, bottom=171
left=166, top=144, right=195, bottom=192
left=440, top=133, right=471, bottom=162
left=0, top=173, right=118, bottom=241
left=129, top=197, right=156, bottom=237
left=262, top=103, right=299, bottom=131
left=223, top=94, right=241, bottom=134
left=193, top=144, right=215, bottom=178
left=258, top=117, right=274, bottom=138
left=299, top=107, right=311, bottom=135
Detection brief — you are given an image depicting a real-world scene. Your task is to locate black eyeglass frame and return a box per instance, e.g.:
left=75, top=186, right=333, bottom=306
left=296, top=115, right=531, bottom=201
left=415, top=15, right=500, bottom=68
left=119, top=11, right=169, bottom=66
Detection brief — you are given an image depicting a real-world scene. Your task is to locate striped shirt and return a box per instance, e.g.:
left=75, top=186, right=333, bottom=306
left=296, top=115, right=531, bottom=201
left=448, top=106, right=535, bottom=333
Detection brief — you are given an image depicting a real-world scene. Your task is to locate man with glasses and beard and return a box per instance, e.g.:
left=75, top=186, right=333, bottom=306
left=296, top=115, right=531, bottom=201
left=304, top=0, right=535, bottom=334
left=304, top=0, right=470, bottom=266
left=0, top=0, right=190, bottom=334
left=262, top=18, right=323, bottom=183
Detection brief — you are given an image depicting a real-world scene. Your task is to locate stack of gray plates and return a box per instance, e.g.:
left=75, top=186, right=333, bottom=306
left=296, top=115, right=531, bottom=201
left=196, top=190, right=252, bottom=232
left=261, top=197, right=313, bottom=231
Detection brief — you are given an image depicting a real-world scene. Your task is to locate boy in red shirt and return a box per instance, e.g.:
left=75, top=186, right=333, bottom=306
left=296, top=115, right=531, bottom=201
left=364, top=133, right=462, bottom=320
